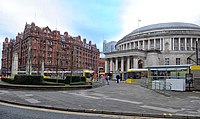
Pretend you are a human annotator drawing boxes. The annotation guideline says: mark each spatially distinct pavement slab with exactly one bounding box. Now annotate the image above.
[0,80,199,118]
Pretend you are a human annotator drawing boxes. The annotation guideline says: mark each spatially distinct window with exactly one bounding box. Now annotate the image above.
[165,58,169,65]
[176,58,180,65]
[174,38,179,51]
[49,47,52,51]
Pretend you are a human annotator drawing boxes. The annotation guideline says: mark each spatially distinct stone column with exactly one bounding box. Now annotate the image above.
[41,60,44,76]
[105,59,108,73]
[138,41,140,49]
[110,58,113,72]
[163,38,165,51]
[170,38,172,50]
[185,37,187,50]
[134,42,136,49]
[191,38,193,50]
[148,40,150,50]
[115,58,118,71]
[178,37,181,51]
[154,39,156,49]
[12,52,18,75]
[121,57,124,80]
[131,57,134,68]
[172,38,174,50]
[134,58,138,69]
[160,39,162,50]
[121,57,124,72]
[130,43,132,49]
[127,56,130,70]
[143,40,145,50]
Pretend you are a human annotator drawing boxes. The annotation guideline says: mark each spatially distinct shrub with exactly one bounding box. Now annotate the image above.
[43,78,65,84]
[13,75,43,85]
[1,75,86,85]
[65,76,86,84]
[1,78,14,84]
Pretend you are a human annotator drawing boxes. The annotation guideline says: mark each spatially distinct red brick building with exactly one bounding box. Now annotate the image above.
[98,57,106,76]
[1,22,100,75]
[1,38,14,75]
[99,58,105,70]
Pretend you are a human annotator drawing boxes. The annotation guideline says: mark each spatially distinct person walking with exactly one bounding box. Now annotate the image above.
[116,75,120,83]
[105,75,109,85]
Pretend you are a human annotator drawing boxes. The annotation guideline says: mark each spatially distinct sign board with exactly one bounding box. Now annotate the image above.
[190,65,200,70]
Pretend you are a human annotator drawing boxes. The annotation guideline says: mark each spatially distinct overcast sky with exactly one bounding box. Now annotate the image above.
[1,0,200,53]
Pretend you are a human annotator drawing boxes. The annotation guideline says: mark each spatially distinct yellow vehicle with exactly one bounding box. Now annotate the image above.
[43,69,94,82]
[82,69,94,82]
[126,69,148,84]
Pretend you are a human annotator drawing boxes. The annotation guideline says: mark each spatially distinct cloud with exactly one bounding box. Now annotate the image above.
[0,0,75,37]
[119,0,200,40]
[1,0,200,55]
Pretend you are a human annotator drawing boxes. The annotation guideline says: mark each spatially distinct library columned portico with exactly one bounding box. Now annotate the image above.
[104,22,200,78]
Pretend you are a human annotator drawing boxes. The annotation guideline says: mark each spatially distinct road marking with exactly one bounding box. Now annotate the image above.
[69,93,143,105]
[69,93,101,99]
[105,97,143,104]
[188,96,200,99]
[25,98,40,103]
[25,94,33,97]
[190,100,200,103]
[0,90,9,94]
[141,105,182,113]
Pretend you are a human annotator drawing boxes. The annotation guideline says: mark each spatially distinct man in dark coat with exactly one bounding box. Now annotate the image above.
[116,75,120,83]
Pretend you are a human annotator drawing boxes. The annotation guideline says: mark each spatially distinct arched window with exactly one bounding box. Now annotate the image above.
[138,59,144,69]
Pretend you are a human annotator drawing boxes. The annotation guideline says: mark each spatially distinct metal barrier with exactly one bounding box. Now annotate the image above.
[140,79,172,96]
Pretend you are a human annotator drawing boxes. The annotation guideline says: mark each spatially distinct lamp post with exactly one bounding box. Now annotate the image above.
[196,40,199,65]
[56,51,59,78]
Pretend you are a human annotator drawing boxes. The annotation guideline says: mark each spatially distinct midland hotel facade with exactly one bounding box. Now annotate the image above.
[1,22,100,75]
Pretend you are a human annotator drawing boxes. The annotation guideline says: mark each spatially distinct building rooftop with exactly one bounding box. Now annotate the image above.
[130,22,200,35]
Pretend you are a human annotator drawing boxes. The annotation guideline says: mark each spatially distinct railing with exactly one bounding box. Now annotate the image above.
[140,78,172,96]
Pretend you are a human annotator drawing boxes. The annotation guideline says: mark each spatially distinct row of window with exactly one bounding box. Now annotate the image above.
[165,58,181,65]
[118,38,200,51]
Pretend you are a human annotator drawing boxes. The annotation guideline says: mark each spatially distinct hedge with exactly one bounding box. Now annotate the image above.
[65,76,86,84]
[43,78,65,84]
[1,75,43,85]
[1,78,14,84]
[1,75,86,85]
[14,75,43,85]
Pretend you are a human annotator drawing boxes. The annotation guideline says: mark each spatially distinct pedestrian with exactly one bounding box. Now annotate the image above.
[105,75,109,85]
[116,75,120,83]
[90,74,94,82]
